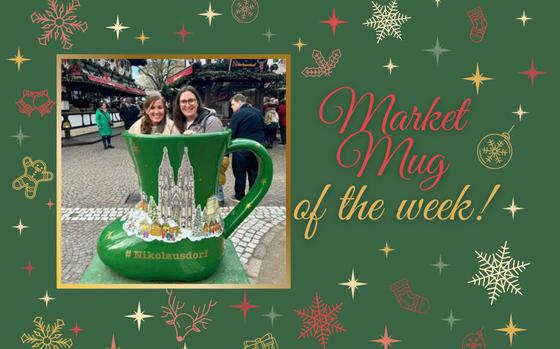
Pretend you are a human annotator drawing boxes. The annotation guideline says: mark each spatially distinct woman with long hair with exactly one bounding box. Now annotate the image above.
[171,86,223,134]
[128,95,172,134]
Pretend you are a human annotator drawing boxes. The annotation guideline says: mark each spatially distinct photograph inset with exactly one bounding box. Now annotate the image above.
[59,57,289,287]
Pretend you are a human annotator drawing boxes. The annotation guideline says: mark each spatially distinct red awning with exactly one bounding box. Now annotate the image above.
[87,74,146,96]
[166,66,193,85]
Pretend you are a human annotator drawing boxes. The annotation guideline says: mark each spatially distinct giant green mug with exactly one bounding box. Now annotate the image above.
[97,130,273,281]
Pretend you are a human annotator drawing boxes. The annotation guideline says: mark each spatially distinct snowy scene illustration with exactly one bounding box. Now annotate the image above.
[122,146,223,242]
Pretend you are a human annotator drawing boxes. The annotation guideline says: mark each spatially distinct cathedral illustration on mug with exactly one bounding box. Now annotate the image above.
[122,146,223,242]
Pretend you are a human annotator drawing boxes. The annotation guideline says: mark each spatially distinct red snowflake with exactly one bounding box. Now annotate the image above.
[236,0,255,19]
[294,292,346,349]
[30,0,88,50]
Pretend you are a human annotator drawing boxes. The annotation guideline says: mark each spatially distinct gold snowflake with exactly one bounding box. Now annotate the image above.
[21,317,73,349]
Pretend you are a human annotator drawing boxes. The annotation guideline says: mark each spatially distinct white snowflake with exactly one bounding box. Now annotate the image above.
[363,0,411,43]
[468,241,530,305]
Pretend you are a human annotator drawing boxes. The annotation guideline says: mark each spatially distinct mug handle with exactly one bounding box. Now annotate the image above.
[222,139,273,239]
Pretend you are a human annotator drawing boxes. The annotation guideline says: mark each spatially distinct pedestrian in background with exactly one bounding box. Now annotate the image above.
[229,93,266,201]
[263,98,279,148]
[129,95,172,135]
[120,98,140,130]
[96,102,114,149]
[278,98,286,145]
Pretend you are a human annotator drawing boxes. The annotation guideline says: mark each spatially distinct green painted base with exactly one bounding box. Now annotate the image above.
[81,240,249,284]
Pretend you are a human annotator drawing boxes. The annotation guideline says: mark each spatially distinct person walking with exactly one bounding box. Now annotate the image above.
[229,93,266,201]
[96,102,114,149]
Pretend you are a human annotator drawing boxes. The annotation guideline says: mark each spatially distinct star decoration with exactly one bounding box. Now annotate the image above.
[430,255,451,276]
[434,0,442,7]
[69,321,84,337]
[496,314,527,345]
[442,309,461,330]
[379,241,395,258]
[517,11,532,27]
[292,37,307,52]
[11,125,30,147]
[125,302,153,331]
[262,27,277,41]
[423,37,451,64]
[321,8,348,36]
[46,199,56,209]
[262,305,283,326]
[22,261,36,276]
[135,30,150,45]
[107,334,119,349]
[512,105,529,121]
[370,325,401,349]
[462,64,494,94]
[176,24,192,42]
[519,59,545,87]
[39,290,55,307]
[338,269,368,299]
[230,290,259,321]
[503,198,524,220]
[363,0,411,43]
[198,3,222,27]
[7,48,31,71]
[383,58,399,75]
[13,219,29,236]
[106,16,129,40]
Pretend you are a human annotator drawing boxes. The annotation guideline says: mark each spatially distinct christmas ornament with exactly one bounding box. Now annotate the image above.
[477,126,514,170]
[231,0,259,24]
[97,131,272,281]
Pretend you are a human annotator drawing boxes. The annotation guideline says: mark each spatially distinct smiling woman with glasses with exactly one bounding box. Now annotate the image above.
[171,85,224,135]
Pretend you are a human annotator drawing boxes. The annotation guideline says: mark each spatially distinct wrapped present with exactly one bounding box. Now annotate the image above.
[242,333,278,349]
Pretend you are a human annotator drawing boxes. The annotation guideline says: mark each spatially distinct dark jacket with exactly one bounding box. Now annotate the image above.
[229,104,266,143]
[119,105,140,130]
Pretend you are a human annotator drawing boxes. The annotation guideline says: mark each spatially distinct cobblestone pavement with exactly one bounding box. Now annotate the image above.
[61,134,287,285]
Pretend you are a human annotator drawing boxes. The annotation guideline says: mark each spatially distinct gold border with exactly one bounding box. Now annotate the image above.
[57,54,291,289]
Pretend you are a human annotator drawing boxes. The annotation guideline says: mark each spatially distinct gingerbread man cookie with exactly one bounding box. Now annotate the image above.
[12,156,53,199]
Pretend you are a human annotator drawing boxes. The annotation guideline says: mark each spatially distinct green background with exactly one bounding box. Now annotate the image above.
[2,0,558,348]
